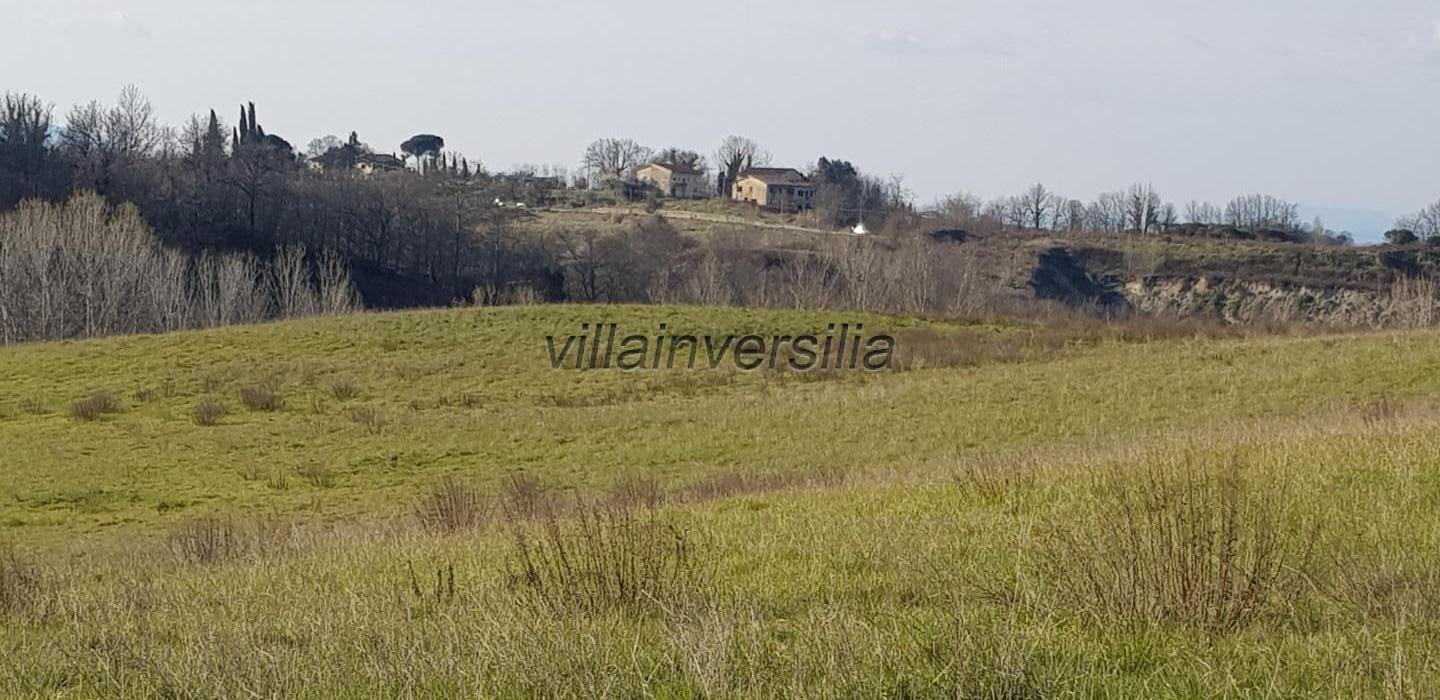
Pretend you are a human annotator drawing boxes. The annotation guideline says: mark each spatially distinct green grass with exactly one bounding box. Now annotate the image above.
[4,305,1440,696]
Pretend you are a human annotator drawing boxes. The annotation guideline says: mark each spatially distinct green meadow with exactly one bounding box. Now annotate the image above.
[4,305,1440,697]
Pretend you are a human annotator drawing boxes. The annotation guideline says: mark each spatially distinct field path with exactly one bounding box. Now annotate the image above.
[542,206,848,236]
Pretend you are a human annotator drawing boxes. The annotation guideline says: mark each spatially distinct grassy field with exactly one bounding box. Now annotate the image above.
[4,305,1440,697]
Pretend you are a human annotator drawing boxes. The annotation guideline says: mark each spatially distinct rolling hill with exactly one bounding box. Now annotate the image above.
[4,305,1440,696]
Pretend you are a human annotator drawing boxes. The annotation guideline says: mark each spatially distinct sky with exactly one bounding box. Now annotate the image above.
[4,0,1438,239]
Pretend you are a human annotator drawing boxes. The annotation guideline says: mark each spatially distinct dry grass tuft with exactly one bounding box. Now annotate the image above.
[329,377,360,401]
[416,478,487,534]
[166,516,243,565]
[498,473,557,522]
[296,462,336,489]
[69,390,119,421]
[166,516,290,565]
[266,469,291,491]
[0,544,41,617]
[607,475,666,510]
[672,466,847,504]
[1037,457,1317,631]
[505,494,709,615]
[191,397,227,426]
[239,381,284,411]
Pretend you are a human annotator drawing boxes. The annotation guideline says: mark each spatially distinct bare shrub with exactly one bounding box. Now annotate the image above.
[1383,276,1439,329]
[608,475,665,510]
[167,516,289,564]
[167,516,243,565]
[329,377,360,401]
[498,473,555,522]
[239,381,284,411]
[506,495,708,614]
[191,397,227,426]
[0,544,41,617]
[1037,458,1317,631]
[416,478,487,534]
[70,390,119,421]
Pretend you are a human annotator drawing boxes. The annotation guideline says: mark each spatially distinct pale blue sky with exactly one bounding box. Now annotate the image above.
[4,0,1438,236]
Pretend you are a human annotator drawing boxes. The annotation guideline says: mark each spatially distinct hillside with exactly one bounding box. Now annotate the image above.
[5,307,1440,696]
[519,200,1428,326]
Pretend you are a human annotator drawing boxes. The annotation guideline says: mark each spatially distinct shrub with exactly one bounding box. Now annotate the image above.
[416,478,486,534]
[70,390,119,421]
[506,495,708,614]
[239,381,284,411]
[0,544,40,617]
[166,516,290,564]
[167,516,242,565]
[498,473,554,522]
[191,397,227,426]
[329,377,360,401]
[1037,458,1317,632]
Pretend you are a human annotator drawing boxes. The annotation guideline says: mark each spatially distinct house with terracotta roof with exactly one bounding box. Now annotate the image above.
[635,162,708,199]
[731,168,814,212]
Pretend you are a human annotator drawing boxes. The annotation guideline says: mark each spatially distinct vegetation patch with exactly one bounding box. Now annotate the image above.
[69,390,119,421]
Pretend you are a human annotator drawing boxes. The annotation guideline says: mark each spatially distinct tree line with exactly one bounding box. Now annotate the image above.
[0,193,358,345]
[0,88,554,309]
[6,85,1440,346]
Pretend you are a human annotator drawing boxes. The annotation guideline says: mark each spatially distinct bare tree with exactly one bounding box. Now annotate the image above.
[1185,200,1224,225]
[581,138,651,184]
[1125,183,1165,233]
[1018,183,1063,230]
[687,250,734,306]
[0,93,57,206]
[60,86,163,197]
[1224,194,1299,231]
[653,147,706,172]
[271,245,320,319]
[1086,191,1128,233]
[1056,199,1088,232]
[713,136,770,199]
[1396,200,1440,242]
[306,135,344,160]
